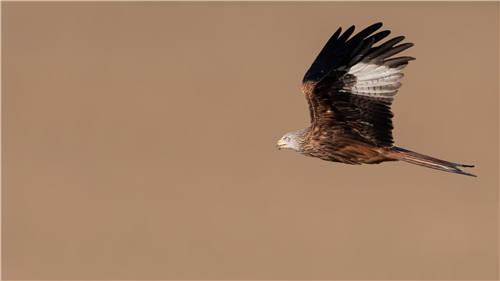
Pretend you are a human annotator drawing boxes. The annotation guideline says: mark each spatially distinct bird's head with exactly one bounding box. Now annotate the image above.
[277,129,305,152]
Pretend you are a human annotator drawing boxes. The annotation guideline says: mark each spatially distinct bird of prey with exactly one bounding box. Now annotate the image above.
[277,22,475,177]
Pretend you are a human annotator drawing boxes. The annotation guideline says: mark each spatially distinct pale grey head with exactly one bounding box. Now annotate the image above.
[277,129,307,152]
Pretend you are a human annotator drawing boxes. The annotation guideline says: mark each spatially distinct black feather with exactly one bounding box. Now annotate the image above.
[376,43,414,60]
[348,38,375,67]
[365,36,406,60]
[337,25,356,43]
[365,30,391,45]
[347,22,383,43]
[384,56,416,67]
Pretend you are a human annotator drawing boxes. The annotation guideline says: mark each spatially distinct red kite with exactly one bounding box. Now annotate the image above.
[277,22,475,177]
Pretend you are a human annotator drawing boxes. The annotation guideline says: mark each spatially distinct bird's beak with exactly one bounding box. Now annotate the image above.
[277,140,285,150]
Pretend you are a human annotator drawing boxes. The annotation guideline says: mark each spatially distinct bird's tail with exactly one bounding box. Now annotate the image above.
[387,147,476,177]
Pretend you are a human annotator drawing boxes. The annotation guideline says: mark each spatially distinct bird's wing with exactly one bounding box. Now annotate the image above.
[302,22,414,147]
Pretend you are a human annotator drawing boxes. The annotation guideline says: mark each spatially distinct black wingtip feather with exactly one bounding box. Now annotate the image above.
[348,22,383,43]
[303,23,414,83]
[376,43,414,60]
[366,36,406,59]
[331,27,342,41]
[384,56,416,67]
[338,25,356,43]
[348,37,375,67]
[366,30,391,45]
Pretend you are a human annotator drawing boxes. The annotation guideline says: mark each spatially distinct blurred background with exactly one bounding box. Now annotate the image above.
[2,2,498,280]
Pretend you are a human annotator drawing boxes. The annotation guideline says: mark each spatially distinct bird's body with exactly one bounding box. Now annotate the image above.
[277,22,475,177]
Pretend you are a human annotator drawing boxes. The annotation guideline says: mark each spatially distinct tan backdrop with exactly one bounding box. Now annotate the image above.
[2,2,498,280]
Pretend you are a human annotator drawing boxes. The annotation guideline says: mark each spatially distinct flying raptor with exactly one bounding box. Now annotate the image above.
[277,22,475,177]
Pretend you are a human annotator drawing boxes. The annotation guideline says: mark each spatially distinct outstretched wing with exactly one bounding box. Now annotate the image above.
[302,22,414,147]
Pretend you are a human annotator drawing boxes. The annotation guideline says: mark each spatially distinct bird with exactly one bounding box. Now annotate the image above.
[276,22,476,177]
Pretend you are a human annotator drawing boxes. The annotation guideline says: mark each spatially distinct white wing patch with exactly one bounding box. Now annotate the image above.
[346,62,406,99]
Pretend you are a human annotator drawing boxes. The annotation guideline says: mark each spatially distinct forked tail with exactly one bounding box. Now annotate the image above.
[389,147,476,177]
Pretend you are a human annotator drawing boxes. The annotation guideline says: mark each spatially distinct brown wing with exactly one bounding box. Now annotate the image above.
[302,22,414,147]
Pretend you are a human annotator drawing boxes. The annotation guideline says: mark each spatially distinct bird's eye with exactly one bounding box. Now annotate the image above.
[284,136,290,141]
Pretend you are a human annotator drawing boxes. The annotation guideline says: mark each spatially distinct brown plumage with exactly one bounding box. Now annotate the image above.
[277,22,475,177]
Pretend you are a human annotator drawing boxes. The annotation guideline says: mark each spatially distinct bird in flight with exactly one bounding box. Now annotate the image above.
[277,22,475,177]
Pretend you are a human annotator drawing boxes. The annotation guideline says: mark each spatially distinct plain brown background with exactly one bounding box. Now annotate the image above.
[2,2,499,280]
